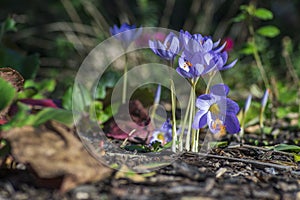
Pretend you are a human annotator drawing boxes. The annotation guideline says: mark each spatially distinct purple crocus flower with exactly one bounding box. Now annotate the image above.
[192,84,240,134]
[149,32,180,61]
[261,89,269,109]
[176,30,238,78]
[149,119,173,145]
[176,52,205,78]
[110,23,142,48]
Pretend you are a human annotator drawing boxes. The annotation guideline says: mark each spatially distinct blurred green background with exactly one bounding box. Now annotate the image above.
[0,0,300,98]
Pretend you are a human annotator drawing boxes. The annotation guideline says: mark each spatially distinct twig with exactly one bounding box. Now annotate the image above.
[183,152,297,171]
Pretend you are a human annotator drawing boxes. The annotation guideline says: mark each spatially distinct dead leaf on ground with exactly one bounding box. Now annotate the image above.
[0,67,24,92]
[3,121,112,193]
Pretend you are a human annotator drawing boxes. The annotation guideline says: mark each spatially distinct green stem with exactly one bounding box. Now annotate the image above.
[179,86,193,151]
[170,79,177,152]
[185,78,198,151]
[169,60,177,152]
[205,71,216,94]
[191,82,197,152]
[248,24,270,89]
[122,55,128,104]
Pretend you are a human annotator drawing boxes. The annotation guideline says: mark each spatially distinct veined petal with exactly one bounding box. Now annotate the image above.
[226,98,240,114]
[168,37,180,55]
[202,39,213,52]
[195,94,214,110]
[149,40,157,53]
[210,84,230,96]
[192,110,208,129]
[225,113,240,134]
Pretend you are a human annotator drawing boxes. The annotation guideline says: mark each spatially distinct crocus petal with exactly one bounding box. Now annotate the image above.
[149,40,157,54]
[168,37,180,56]
[202,39,213,52]
[210,84,230,96]
[214,41,227,53]
[176,67,193,79]
[244,95,252,113]
[192,110,208,129]
[195,94,214,110]
[226,98,240,114]
[225,114,240,134]
[221,59,238,70]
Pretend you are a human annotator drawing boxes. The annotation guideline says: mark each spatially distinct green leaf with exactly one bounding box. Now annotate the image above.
[0,77,16,111]
[232,13,246,23]
[1,103,74,131]
[293,154,300,162]
[33,108,74,127]
[73,83,92,112]
[256,26,280,38]
[96,70,120,99]
[3,18,17,32]
[62,86,73,110]
[1,103,31,131]
[253,8,273,20]
[273,144,300,153]
[240,42,255,55]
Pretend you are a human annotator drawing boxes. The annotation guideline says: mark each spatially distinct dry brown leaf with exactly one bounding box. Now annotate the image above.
[0,67,24,92]
[3,121,112,193]
[115,165,146,183]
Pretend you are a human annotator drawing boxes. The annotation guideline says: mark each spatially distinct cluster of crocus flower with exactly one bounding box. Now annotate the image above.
[148,29,240,151]
[110,23,241,152]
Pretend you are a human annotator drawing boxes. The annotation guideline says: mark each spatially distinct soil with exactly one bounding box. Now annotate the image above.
[1,142,300,200]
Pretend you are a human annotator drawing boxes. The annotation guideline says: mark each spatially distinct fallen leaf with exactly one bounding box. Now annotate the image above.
[106,100,155,143]
[115,165,146,182]
[3,121,112,193]
[0,67,24,92]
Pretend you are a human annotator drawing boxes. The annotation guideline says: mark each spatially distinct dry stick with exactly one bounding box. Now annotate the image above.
[184,152,296,171]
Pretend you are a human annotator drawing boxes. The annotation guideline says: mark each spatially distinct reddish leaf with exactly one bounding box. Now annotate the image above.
[19,98,60,108]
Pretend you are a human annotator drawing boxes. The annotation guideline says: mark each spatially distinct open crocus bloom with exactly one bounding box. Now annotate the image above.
[149,119,173,145]
[192,84,240,134]
[176,30,238,78]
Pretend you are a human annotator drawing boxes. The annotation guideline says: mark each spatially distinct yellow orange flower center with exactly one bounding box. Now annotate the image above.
[212,118,226,135]
[157,133,165,143]
[209,103,220,115]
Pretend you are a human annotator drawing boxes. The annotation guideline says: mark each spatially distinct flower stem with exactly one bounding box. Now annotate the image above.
[122,55,128,104]
[205,71,216,94]
[170,79,177,152]
[168,60,177,152]
[179,86,193,151]
[248,24,270,89]
[185,78,197,151]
